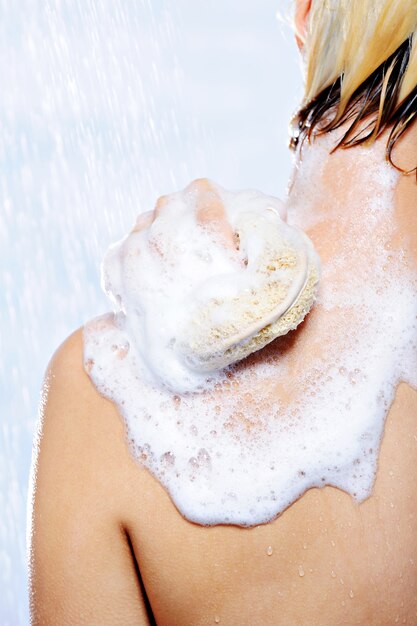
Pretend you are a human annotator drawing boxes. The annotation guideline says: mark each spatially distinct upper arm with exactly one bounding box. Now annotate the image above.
[28,328,152,626]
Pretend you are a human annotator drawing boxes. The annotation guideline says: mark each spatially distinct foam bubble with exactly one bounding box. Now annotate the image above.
[84,145,416,527]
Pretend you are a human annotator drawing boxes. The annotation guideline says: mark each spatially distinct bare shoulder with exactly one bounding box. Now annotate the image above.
[29,327,152,626]
[33,327,130,490]
[39,326,105,428]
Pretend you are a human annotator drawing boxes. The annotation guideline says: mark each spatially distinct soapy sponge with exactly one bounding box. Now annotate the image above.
[178,210,320,371]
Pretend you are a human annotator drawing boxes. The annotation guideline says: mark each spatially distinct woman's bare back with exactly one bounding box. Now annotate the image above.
[29,130,417,625]
[124,383,417,626]
[29,328,417,626]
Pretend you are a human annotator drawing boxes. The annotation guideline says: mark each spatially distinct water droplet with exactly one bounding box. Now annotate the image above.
[198,448,211,468]
[349,589,354,599]
[266,546,273,556]
[111,341,130,359]
[172,394,181,407]
[298,565,305,577]
[188,456,199,469]
[214,616,221,624]
[331,570,336,578]
[348,371,357,385]
[161,451,175,466]
[85,358,94,373]
[138,443,152,462]
[303,542,308,550]
[341,600,346,607]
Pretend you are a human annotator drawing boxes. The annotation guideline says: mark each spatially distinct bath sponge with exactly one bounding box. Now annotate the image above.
[177,210,320,371]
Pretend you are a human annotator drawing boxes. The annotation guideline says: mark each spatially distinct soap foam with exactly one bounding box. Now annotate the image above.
[84,145,417,527]
[97,183,318,392]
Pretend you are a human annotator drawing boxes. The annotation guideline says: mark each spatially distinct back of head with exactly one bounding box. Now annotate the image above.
[293,0,417,175]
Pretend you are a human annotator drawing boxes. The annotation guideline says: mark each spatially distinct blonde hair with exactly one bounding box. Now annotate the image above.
[292,0,417,175]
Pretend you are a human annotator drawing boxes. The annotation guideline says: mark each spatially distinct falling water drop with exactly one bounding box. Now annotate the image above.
[266,545,273,556]
[298,565,305,577]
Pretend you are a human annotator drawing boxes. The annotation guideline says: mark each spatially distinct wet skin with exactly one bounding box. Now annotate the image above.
[29,130,417,625]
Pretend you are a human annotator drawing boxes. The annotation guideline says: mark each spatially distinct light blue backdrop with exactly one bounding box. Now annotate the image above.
[0,1,302,623]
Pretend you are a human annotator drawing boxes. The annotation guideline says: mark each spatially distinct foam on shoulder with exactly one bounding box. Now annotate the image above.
[84,159,416,527]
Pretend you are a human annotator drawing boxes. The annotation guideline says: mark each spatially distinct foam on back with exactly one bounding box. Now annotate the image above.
[84,141,416,527]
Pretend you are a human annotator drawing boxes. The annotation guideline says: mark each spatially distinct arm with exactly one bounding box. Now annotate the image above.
[28,329,152,626]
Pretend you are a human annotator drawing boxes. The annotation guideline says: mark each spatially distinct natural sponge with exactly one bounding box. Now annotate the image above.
[177,208,320,371]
